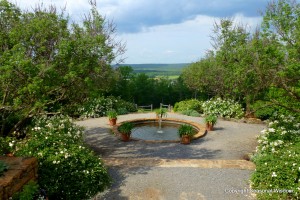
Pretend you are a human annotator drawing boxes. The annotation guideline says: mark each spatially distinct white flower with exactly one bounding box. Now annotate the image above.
[271,172,277,177]
[261,129,267,134]
[268,128,275,133]
[53,160,57,164]
[9,142,14,147]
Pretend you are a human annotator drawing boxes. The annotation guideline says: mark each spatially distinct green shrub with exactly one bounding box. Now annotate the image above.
[180,110,201,117]
[77,96,137,118]
[12,181,40,200]
[251,115,300,199]
[202,98,244,119]
[0,136,17,155]
[251,101,278,120]
[113,97,137,112]
[117,107,129,115]
[174,99,203,113]
[251,100,299,121]
[16,115,111,200]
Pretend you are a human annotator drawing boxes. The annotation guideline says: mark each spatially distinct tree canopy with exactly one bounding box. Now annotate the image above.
[182,0,300,117]
[0,0,125,135]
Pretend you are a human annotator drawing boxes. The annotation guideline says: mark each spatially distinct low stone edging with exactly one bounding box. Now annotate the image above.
[0,156,38,200]
[103,158,256,170]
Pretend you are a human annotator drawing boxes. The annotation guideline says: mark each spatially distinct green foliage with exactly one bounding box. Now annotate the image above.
[0,160,8,176]
[204,115,217,125]
[117,107,128,115]
[202,98,244,119]
[173,99,203,113]
[118,122,134,135]
[178,124,195,137]
[0,1,123,135]
[137,108,147,113]
[180,110,200,117]
[16,116,111,199]
[77,96,137,118]
[154,108,168,118]
[110,69,194,109]
[251,115,300,199]
[0,136,17,155]
[107,109,118,119]
[12,181,40,200]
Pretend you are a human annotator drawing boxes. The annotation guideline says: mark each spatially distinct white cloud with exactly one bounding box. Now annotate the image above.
[118,14,262,63]
[14,0,265,63]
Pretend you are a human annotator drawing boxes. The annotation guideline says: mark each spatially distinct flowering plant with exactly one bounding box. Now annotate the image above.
[202,98,244,119]
[251,115,300,199]
[0,136,17,155]
[77,96,137,118]
[16,115,111,199]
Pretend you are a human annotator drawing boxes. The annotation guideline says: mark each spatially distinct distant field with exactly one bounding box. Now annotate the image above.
[115,63,190,78]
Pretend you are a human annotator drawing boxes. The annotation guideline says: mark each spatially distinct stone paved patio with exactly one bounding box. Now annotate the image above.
[75,113,265,200]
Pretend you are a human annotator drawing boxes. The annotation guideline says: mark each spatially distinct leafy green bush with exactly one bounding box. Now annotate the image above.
[180,110,201,117]
[174,99,203,113]
[117,107,129,115]
[12,181,40,200]
[0,160,8,176]
[251,101,278,120]
[251,115,300,199]
[77,96,136,118]
[16,115,111,200]
[0,136,17,155]
[114,97,137,112]
[202,98,244,119]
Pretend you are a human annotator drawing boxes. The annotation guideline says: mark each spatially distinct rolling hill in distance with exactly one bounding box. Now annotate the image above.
[114,63,190,78]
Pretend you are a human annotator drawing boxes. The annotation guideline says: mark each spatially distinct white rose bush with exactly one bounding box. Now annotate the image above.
[202,98,244,119]
[251,115,300,199]
[16,115,111,200]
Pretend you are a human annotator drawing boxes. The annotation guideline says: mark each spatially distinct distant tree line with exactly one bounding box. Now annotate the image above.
[107,66,194,108]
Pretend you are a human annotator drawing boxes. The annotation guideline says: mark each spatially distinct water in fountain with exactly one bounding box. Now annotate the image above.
[157,117,163,133]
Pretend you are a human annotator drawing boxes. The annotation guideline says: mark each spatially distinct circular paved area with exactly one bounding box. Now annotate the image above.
[75,113,265,200]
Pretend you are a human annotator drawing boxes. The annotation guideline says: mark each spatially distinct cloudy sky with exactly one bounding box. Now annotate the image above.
[16,0,269,64]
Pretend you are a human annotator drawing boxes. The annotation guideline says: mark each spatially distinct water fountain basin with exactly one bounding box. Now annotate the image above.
[113,118,206,143]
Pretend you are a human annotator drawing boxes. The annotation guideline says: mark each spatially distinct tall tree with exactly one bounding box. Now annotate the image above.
[261,0,300,113]
[0,0,125,135]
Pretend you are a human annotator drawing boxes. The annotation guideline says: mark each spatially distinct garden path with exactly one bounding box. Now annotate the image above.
[75,113,266,200]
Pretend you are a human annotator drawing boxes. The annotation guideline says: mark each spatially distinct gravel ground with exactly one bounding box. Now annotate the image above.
[75,113,265,200]
[97,167,255,200]
[75,113,266,160]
